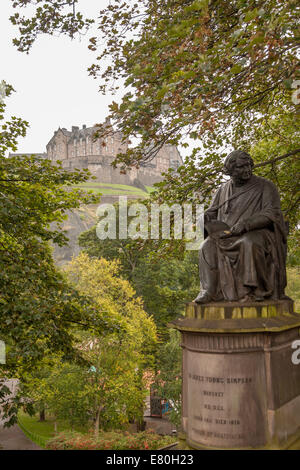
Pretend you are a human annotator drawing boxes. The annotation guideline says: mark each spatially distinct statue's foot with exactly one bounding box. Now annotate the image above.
[194,292,214,304]
[280,294,292,301]
[240,293,264,302]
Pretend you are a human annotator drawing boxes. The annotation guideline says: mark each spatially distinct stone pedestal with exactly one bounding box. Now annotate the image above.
[170,299,300,449]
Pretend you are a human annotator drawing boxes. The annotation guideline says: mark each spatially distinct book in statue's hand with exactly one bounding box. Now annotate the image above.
[205,220,231,238]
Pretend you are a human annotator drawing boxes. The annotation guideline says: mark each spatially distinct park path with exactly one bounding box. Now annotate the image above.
[0,378,41,450]
[0,417,41,450]
[0,420,42,451]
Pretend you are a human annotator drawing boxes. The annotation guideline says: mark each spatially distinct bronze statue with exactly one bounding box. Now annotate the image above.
[194,150,288,303]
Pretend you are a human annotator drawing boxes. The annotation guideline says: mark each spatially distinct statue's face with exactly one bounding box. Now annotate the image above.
[230,157,252,183]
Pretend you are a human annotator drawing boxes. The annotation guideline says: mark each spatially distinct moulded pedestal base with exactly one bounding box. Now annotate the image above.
[170,299,300,450]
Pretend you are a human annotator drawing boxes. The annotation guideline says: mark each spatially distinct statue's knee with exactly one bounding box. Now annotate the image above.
[240,232,259,249]
[241,233,252,245]
[199,236,217,268]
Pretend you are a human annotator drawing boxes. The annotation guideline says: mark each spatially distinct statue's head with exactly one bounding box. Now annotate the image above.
[224,150,254,183]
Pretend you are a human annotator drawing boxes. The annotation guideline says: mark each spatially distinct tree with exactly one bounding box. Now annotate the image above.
[21,359,94,432]
[0,86,116,426]
[132,251,199,337]
[78,209,200,338]
[20,253,158,434]
[154,330,182,428]
[9,0,300,242]
[63,252,158,432]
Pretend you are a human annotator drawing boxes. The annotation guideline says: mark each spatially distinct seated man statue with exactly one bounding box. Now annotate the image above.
[194,150,288,303]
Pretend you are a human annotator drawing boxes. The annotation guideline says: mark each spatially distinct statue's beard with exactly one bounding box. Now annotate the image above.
[232,172,252,186]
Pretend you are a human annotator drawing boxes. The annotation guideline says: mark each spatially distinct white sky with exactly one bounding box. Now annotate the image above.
[0,0,122,154]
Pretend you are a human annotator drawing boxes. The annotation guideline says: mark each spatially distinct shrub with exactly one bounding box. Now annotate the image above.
[46,430,176,450]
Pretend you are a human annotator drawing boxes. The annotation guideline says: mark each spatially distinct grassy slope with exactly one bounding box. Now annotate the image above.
[73,182,151,197]
[18,411,88,441]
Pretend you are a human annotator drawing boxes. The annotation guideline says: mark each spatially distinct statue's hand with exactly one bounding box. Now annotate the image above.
[230,220,247,236]
[204,213,212,223]
[219,230,232,239]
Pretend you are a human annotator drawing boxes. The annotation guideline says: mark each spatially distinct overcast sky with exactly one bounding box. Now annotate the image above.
[0,0,123,154]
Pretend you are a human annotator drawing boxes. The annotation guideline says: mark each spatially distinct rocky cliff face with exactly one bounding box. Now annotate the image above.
[52,194,145,265]
[52,205,98,266]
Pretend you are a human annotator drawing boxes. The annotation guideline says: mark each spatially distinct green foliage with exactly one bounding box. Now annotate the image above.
[286,267,300,312]
[94,0,299,173]
[65,252,157,359]
[0,86,112,426]
[24,361,95,430]
[46,429,176,450]
[9,0,300,247]
[10,0,94,53]
[132,251,199,337]
[6,235,157,433]
[79,208,200,338]
[250,114,300,229]
[63,253,158,431]
[154,330,182,428]
[287,231,300,267]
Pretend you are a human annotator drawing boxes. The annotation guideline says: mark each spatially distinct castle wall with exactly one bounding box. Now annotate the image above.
[46,124,182,187]
[136,169,162,186]
[47,129,69,161]
[93,166,137,185]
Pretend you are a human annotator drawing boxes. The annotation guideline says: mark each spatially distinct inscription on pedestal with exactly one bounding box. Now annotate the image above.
[187,351,268,448]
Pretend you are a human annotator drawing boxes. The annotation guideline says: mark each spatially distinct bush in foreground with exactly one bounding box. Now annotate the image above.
[46,430,176,450]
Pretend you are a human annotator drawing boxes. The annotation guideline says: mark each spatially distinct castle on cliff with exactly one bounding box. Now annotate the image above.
[44,120,183,186]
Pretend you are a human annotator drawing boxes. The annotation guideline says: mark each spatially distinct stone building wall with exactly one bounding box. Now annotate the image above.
[46,122,182,185]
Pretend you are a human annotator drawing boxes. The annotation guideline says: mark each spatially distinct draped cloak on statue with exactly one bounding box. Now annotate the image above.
[199,175,288,301]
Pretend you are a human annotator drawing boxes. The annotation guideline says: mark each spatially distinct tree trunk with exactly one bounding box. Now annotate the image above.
[136,418,146,432]
[135,370,146,431]
[54,420,58,434]
[94,405,103,438]
[39,409,46,422]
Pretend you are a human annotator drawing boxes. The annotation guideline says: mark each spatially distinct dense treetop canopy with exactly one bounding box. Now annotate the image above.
[6,2,300,229]
[9,1,299,226]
